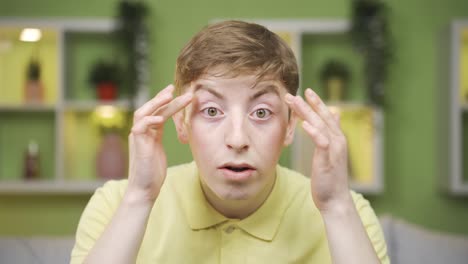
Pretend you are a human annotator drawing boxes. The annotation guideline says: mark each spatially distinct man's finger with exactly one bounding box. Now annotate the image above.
[285,93,330,139]
[131,116,165,134]
[304,88,341,136]
[153,92,193,121]
[134,84,175,121]
[302,121,329,149]
[329,106,341,125]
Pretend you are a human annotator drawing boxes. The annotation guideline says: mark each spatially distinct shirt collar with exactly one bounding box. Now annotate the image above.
[179,162,228,230]
[179,162,290,241]
[236,165,288,241]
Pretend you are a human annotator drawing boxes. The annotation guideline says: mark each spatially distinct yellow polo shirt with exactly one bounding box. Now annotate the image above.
[71,162,389,263]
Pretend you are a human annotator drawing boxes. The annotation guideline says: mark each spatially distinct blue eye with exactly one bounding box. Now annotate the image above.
[253,108,272,119]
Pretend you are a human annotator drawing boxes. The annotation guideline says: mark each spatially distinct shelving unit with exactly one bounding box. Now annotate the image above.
[0,18,137,194]
[1,18,383,194]
[445,20,468,195]
[247,19,384,194]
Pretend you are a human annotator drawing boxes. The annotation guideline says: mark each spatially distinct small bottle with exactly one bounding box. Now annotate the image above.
[24,140,40,180]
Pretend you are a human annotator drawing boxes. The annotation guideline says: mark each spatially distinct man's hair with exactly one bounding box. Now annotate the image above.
[174,20,299,95]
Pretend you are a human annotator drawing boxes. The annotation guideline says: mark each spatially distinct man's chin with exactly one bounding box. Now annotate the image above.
[216,190,252,201]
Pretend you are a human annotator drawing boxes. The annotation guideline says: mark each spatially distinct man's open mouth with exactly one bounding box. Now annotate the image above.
[220,163,255,173]
[219,163,256,180]
[224,166,251,172]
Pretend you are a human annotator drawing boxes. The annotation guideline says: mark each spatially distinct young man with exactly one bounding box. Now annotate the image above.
[71,20,389,263]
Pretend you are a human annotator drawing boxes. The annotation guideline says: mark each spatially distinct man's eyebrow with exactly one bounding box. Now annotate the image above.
[251,84,281,100]
[193,84,224,99]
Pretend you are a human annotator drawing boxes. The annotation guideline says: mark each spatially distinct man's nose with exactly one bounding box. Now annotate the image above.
[224,115,249,152]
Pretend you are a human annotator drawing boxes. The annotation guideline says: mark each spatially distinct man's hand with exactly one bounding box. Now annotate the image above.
[285,88,381,264]
[285,88,351,213]
[84,84,193,264]
[127,84,193,202]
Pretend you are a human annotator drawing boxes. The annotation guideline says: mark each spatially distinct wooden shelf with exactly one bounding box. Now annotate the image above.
[350,181,383,195]
[0,180,107,194]
[63,99,132,112]
[461,103,468,112]
[0,18,116,33]
[0,104,56,112]
[0,179,382,195]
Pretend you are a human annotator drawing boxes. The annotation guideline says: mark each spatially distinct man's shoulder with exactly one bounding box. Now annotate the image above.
[276,166,371,206]
[95,179,128,200]
[275,165,314,214]
[275,166,374,215]
[167,161,198,178]
[277,165,310,194]
[164,162,199,189]
[96,162,196,193]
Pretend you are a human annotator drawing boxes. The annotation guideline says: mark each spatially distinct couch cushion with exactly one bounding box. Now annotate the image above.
[380,216,468,264]
[0,237,74,264]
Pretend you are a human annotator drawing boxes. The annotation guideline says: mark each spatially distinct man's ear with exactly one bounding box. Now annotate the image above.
[283,112,297,146]
[172,110,189,144]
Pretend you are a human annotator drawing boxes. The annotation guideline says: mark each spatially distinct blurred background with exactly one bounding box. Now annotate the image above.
[1,0,468,262]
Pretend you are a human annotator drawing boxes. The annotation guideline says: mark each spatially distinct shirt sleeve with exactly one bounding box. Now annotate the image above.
[70,180,127,264]
[351,191,391,264]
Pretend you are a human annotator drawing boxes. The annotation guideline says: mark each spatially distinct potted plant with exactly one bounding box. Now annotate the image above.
[24,59,44,103]
[116,0,149,107]
[350,0,393,106]
[88,60,121,101]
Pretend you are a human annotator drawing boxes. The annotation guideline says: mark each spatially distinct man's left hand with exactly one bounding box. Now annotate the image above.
[285,88,352,213]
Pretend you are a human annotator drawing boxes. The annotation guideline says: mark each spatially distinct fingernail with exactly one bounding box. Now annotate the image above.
[306,88,313,96]
[159,84,174,96]
[166,84,175,91]
[161,91,173,100]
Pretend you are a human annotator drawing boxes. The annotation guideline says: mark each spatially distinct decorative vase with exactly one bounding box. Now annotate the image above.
[325,77,345,102]
[24,80,44,103]
[96,132,126,180]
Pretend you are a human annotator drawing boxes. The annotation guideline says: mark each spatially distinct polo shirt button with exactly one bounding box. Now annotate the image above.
[224,225,236,234]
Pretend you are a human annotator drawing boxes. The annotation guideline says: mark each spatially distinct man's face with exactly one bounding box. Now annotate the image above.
[174,72,296,201]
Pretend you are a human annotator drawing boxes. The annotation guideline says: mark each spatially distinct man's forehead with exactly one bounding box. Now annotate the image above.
[192,82,284,102]
[191,78,285,94]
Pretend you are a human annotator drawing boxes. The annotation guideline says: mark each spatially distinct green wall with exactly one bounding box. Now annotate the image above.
[1,0,468,236]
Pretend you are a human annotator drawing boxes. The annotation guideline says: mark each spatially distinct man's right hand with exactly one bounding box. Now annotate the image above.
[126,84,193,202]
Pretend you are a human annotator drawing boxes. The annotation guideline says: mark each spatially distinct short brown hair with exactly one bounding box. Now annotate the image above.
[174,20,299,95]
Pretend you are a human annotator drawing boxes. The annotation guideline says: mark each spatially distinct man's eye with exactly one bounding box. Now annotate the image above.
[253,108,271,119]
[203,107,219,117]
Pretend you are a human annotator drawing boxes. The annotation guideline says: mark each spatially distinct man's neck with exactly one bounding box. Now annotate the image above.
[200,174,276,219]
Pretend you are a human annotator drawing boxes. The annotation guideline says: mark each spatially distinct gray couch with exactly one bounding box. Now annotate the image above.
[0,216,467,264]
[0,237,74,264]
[379,215,468,264]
